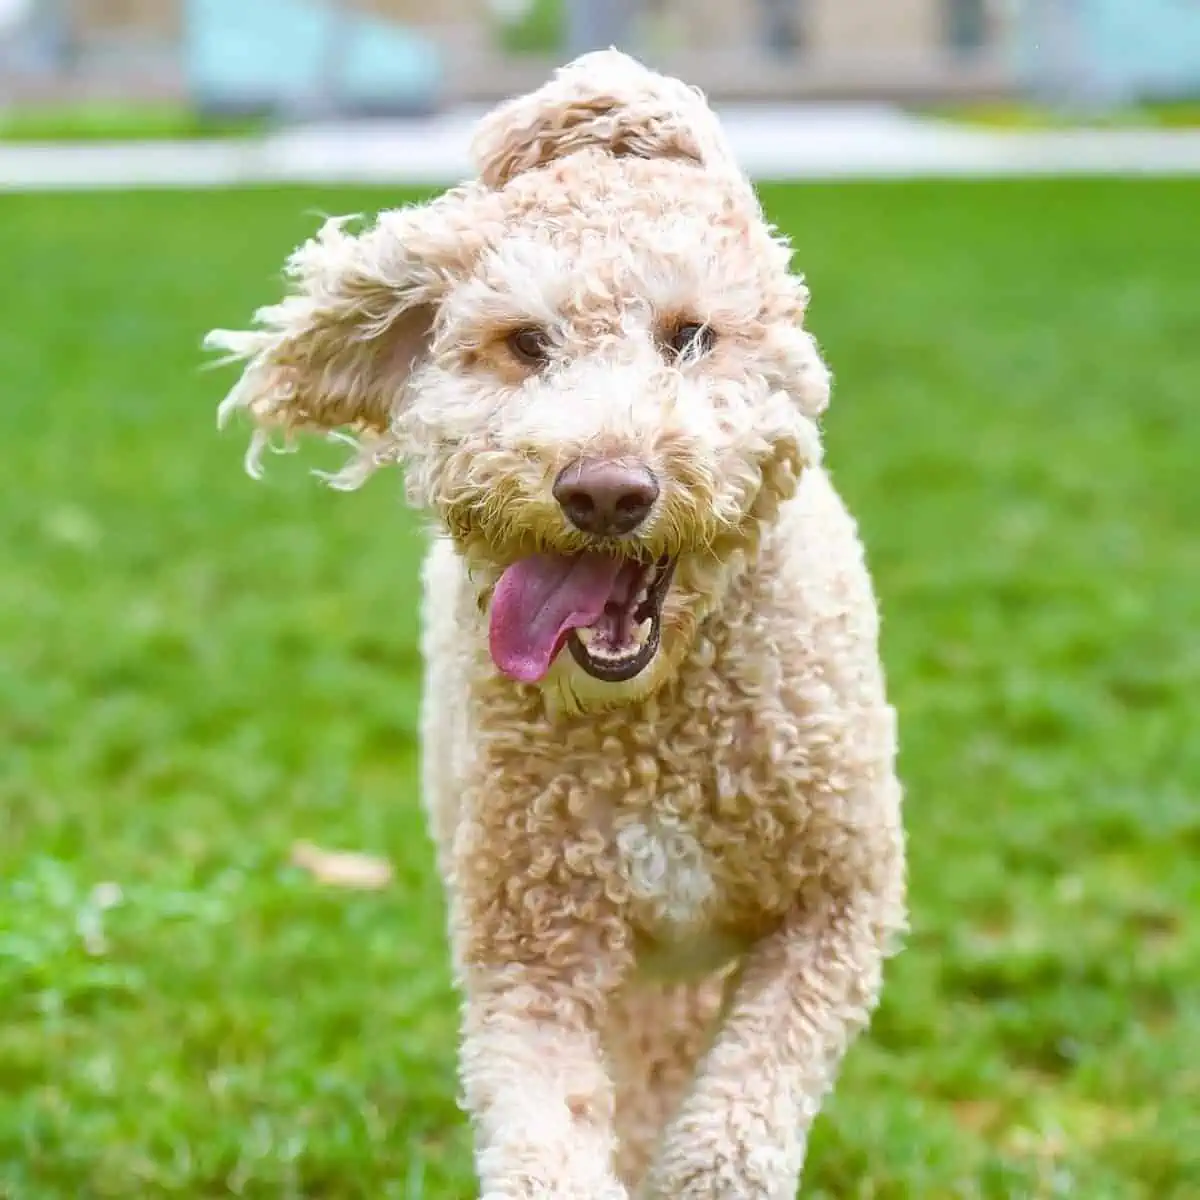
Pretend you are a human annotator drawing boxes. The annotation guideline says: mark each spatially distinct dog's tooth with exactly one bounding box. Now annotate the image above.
[634,618,653,646]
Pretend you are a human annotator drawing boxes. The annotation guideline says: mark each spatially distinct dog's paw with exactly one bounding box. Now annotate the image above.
[478,1166,629,1200]
[480,1187,627,1200]
[642,1103,801,1200]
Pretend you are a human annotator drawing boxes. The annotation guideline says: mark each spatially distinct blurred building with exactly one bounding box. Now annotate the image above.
[2,0,1198,111]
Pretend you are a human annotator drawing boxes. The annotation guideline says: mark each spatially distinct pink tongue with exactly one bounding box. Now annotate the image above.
[489,552,625,683]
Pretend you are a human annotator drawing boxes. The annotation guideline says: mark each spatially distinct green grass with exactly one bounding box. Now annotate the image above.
[494,0,563,56]
[0,103,266,143]
[1,177,1197,1198]
[926,100,1200,129]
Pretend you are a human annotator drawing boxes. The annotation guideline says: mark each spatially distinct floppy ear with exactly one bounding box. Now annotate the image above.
[773,304,832,420]
[470,48,745,190]
[207,184,490,485]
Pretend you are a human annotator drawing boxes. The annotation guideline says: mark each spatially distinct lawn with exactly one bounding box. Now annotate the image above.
[1,178,1197,1199]
[925,101,1200,130]
[0,104,266,143]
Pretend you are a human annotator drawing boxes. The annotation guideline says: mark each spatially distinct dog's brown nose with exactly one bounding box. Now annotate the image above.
[554,458,659,537]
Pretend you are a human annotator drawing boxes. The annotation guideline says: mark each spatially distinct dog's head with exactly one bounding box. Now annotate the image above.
[210,51,829,710]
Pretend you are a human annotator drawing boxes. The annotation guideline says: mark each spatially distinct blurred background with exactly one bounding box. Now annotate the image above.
[1,3,1198,1199]
[2,0,1200,127]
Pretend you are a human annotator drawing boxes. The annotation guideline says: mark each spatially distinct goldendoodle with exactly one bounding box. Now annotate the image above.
[209,49,907,1200]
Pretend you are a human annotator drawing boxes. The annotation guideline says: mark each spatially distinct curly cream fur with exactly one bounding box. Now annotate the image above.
[210,50,906,1200]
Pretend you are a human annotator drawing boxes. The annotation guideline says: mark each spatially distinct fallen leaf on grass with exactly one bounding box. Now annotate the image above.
[290,842,394,890]
[951,1099,1004,1134]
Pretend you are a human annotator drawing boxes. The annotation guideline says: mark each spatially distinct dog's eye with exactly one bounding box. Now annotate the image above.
[506,326,553,366]
[664,322,716,362]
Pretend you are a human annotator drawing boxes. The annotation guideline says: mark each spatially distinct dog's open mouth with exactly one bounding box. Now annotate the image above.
[489,552,674,684]
[567,555,674,682]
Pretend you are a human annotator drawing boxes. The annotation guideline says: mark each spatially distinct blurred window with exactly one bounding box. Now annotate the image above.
[762,0,805,57]
[946,0,988,54]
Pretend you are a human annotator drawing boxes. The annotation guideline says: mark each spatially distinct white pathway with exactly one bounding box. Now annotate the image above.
[3,104,1200,190]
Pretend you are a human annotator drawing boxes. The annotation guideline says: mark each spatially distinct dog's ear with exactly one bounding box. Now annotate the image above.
[471,49,742,190]
[776,286,832,420]
[207,185,491,485]
[789,330,832,419]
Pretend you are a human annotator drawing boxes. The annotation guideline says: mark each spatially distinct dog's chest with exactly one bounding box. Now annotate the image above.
[614,815,715,928]
[539,633,843,975]
[593,713,809,975]
[612,812,750,978]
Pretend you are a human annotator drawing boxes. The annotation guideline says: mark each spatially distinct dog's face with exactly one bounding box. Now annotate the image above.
[402,152,828,708]
[209,52,829,711]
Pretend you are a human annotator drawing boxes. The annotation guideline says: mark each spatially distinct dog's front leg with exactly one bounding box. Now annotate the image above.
[452,818,633,1199]
[643,871,902,1200]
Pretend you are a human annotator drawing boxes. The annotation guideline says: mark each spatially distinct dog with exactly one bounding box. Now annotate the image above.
[208,49,906,1200]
